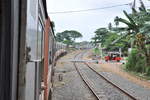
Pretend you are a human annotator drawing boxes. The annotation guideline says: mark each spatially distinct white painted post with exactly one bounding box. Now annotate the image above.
[119,48,122,57]
[99,43,103,58]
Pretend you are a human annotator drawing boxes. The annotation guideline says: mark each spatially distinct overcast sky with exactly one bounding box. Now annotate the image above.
[47,0,150,42]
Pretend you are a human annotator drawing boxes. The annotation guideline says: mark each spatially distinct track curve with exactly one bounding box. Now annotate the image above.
[73,51,138,100]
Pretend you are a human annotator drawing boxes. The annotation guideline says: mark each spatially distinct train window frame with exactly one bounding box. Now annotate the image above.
[38,0,46,59]
[49,31,53,65]
[37,20,43,59]
[37,18,45,87]
[41,26,45,59]
[38,0,46,27]
[38,19,45,59]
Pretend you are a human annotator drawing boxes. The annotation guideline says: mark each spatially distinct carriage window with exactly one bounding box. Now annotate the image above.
[42,29,44,58]
[49,32,52,65]
[37,21,43,59]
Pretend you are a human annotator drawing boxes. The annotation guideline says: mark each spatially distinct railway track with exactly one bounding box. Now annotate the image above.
[73,51,138,100]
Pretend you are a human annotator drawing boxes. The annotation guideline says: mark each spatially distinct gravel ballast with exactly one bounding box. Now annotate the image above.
[52,51,97,100]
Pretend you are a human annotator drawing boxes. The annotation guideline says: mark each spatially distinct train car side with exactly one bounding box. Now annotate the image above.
[0,0,67,100]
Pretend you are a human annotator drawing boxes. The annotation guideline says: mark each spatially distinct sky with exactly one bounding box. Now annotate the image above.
[46,0,150,42]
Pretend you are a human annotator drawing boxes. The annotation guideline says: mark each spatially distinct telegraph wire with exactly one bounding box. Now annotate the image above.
[48,3,130,14]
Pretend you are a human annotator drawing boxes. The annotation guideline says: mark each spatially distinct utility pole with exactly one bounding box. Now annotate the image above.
[139,0,144,5]
[119,48,122,57]
[133,0,136,9]
[129,0,136,10]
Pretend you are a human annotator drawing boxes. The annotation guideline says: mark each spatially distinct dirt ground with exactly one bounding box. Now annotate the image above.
[99,63,150,88]
[85,50,150,89]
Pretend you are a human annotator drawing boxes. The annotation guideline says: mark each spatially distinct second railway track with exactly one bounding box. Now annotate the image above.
[73,51,138,100]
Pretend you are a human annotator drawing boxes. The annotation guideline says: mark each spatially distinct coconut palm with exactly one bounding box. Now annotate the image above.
[114,16,119,28]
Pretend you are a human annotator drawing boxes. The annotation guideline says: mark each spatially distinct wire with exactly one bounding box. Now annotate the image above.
[48,3,130,14]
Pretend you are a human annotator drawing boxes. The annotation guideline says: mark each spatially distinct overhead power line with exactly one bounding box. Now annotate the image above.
[48,3,130,14]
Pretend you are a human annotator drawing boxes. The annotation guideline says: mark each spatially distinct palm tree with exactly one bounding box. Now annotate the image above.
[114,10,139,34]
[114,4,150,67]
[114,16,119,28]
[108,22,112,30]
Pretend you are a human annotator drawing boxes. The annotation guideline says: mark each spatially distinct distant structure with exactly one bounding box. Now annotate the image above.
[75,41,94,49]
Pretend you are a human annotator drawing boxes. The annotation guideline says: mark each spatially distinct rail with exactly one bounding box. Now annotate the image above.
[74,53,101,100]
[84,62,137,100]
[74,51,138,100]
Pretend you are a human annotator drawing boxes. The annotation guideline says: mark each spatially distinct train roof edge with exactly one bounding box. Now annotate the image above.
[41,0,56,39]
[42,0,48,18]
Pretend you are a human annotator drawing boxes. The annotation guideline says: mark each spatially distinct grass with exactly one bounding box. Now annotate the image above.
[128,71,150,80]
[122,65,150,80]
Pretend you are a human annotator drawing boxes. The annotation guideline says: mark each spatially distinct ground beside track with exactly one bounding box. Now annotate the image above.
[84,50,150,89]
[84,50,150,100]
[52,51,97,100]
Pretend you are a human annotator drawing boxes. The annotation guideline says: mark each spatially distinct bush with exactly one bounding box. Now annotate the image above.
[126,49,138,71]
[93,48,100,55]
[126,49,147,73]
[134,55,146,73]
[146,67,150,76]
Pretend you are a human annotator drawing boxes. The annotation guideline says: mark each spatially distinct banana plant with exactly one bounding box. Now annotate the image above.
[114,3,150,67]
[114,10,139,34]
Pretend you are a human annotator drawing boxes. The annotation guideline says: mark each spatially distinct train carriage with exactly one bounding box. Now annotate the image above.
[0,0,65,100]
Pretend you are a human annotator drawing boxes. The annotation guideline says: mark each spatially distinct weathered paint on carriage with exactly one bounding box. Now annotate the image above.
[43,18,50,100]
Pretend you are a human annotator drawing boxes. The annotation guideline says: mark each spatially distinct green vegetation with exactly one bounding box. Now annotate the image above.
[56,30,83,47]
[114,2,150,75]
[91,1,150,77]
[125,48,150,76]
[126,49,146,72]
[91,27,129,54]
[91,28,108,46]
[93,48,100,55]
